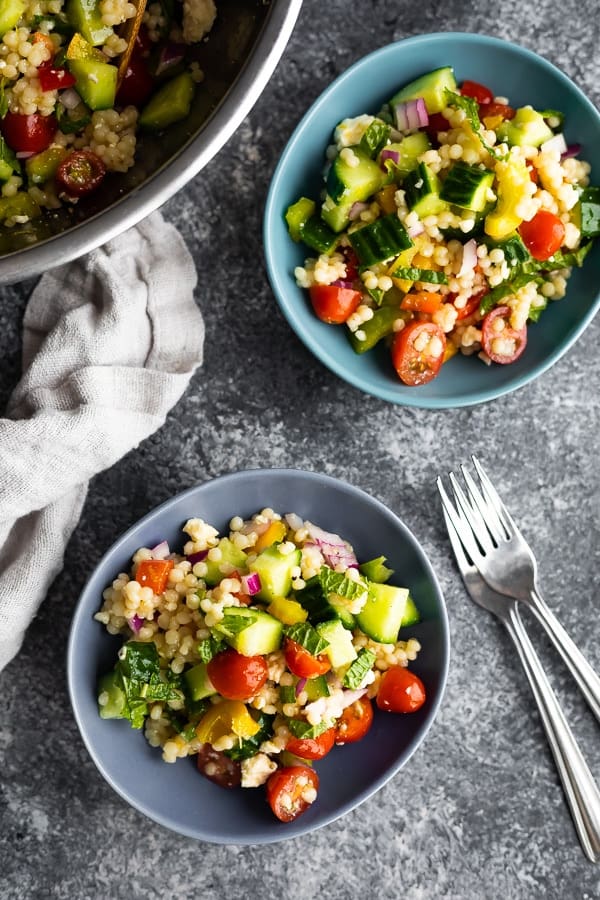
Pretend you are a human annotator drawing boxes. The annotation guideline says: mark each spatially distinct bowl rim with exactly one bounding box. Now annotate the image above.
[67,466,450,843]
[0,0,303,285]
[263,31,600,409]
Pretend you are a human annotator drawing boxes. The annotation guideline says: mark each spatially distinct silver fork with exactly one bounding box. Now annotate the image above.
[437,455,600,725]
[438,496,600,863]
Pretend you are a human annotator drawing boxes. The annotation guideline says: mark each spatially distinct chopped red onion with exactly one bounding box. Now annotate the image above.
[380,147,400,167]
[540,133,567,156]
[151,540,170,560]
[458,239,478,277]
[186,548,209,564]
[349,201,369,220]
[295,677,308,696]
[331,278,356,289]
[561,143,582,160]
[16,151,35,159]
[241,572,261,595]
[155,42,186,77]
[304,522,358,570]
[407,219,425,238]
[59,87,81,110]
[393,97,429,132]
[128,614,144,634]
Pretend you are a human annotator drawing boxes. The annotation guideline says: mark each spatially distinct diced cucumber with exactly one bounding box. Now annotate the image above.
[348,305,407,354]
[139,72,195,130]
[326,147,385,205]
[359,556,394,583]
[98,670,126,719]
[577,186,600,238]
[321,194,353,233]
[203,538,248,586]
[404,162,449,218]
[401,594,421,628]
[0,0,26,37]
[359,119,391,158]
[497,106,553,148]
[348,213,412,266]
[357,582,409,644]
[0,192,40,223]
[300,215,339,254]
[316,619,357,668]
[183,662,217,701]
[440,162,494,212]
[390,66,457,115]
[69,57,117,110]
[214,607,283,656]
[249,544,301,603]
[380,132,431,180]
[285,196,315,242]
[66,0,113,46]
[26,146,68,185]
[303,674,330,701]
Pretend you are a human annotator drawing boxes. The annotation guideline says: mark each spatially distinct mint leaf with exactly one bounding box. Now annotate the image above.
[342,649,376,689]
[287,718,333,739]
[444,89,504,159]
[225,713,275,761]
[284,622,329,656]
[197,634,226,663]
[318,567,367,601]
[216,610,257,637]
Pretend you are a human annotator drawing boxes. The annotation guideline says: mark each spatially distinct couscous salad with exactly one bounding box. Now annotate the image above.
[285,67,600,385]
[95,508,425,822]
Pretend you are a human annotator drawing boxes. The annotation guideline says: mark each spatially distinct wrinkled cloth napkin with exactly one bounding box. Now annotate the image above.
[0,212,204,672]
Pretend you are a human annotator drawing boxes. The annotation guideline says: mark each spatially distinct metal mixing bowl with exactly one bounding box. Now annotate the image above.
[0,0,302,284]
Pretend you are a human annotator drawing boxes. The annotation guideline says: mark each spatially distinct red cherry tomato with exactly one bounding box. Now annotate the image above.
[285,727,336,761]
[341,246,360,281]
[55,149,106,198]
[116,53,155,107]
[134,558,174,594]
[376,666,427,713]
[266,765,319,822]
[283,638,331,678]
[481,305,527,365]
[308,284,362,324]
[460,79,494,105]
[0,111,57,153]
[482,102,515,121]
[207,648,268,701]
[518,209,565,261]
[334,696,374,745]
[196,744,241,788]
[426,111,451,142]
[449,288,488,321]
[37,61,76,91]
[400,290,443,315]
[391,321,446,386]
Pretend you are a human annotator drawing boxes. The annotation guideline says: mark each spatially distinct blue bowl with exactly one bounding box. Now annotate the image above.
[263,33,600,408]
[67,469,449,844]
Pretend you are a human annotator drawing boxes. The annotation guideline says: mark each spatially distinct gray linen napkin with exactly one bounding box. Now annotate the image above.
[0,211,204,672]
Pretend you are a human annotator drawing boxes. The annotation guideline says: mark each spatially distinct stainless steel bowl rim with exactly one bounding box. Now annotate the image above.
[0,0,302,285]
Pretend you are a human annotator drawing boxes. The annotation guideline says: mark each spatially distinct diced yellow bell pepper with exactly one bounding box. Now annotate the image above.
[443,341,459,364]
[484,157,531,241]
[482,114,504,131]
[388,244,419,292]
[195,700,260,744]
[254,520,287,553]
[66,32,106,61]
[375,184,397,215]
[267,596,308,626]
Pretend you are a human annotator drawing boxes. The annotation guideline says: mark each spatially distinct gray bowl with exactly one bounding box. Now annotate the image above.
[0,0,302,284]
[67,468,449,844]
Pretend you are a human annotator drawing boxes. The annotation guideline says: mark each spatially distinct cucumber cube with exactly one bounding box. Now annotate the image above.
[316,619,357,668]
[97,670,126,719]
[69,58,117,110]
[389,66,457,115]
[215,608,283,656]
[0,0,25,36]
[357,583,409,644]
[183,662,217,701]
[139,72,195,131]
[66,0,113,45]
[249,544,301,603]
[203,537,248,586]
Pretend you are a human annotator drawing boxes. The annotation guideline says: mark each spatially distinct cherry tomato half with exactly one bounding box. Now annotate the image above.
[309,284,362,324]
[285,727,336,761]
[116,53,154,107]
[334,696,374,745]
[391,321,446,386]
[283,638,331,678]
[266,766,319,822]
[518,209,565,261]
[0,111,56,154]
[134,558,173,594]
[483,102,515,121]
[376,666,427,713]
[55,150,106,198]
[207,648,268,701]
[426,111,450,143]
[449,288,488,321]
[460,79,494,105]
[481,305,527,365]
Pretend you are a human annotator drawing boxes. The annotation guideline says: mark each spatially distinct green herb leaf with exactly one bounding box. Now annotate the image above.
[225,713,275,761]
[390,266,448,284]
[479,272,543,316]
[216,610,258,637]
[284,622,329,656]
[444,89,504,159]
[287,718,334,740]
[279,684,297,705]
[57,110,91,135]
[318,567,367,602]
[197,635,226,663]
[342,649,376,689]
[537,108,565,128]
[359,119,391,158]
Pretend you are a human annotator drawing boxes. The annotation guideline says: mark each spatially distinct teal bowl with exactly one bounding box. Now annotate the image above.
[263,33,600,409]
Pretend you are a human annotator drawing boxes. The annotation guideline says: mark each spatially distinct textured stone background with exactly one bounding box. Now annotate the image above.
[2,1,600,898]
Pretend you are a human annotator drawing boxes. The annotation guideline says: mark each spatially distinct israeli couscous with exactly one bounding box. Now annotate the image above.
[95,508,425,822]
[0,0,217,226]
[285,67,600,386]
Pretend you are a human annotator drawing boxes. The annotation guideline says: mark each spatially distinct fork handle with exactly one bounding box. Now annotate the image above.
[526,588,600,724]
[504,604,600,863]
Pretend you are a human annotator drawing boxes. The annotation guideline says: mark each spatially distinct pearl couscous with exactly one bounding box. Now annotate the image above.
[96,508,425,823]
[0,0,216,227]
[286,67,598,386]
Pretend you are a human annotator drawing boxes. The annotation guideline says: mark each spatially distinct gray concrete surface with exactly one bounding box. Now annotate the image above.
[1,1,600,897]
